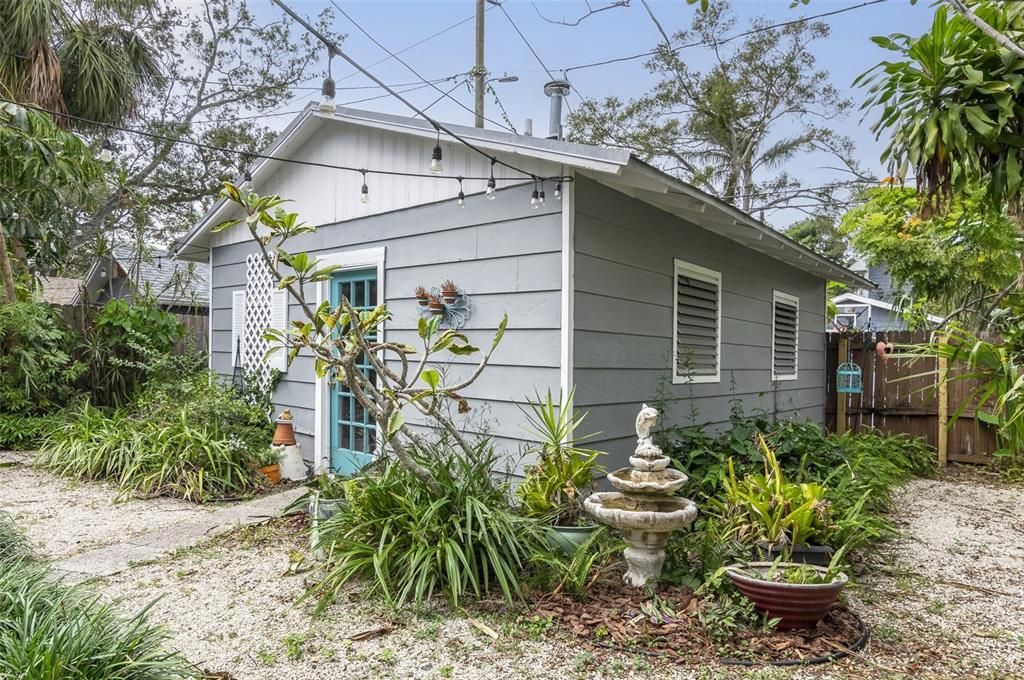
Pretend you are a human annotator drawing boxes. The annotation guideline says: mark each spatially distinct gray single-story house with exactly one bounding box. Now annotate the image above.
[173,104,870,476]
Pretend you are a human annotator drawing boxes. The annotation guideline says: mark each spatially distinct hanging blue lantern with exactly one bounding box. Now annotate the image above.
[837,362,863,394]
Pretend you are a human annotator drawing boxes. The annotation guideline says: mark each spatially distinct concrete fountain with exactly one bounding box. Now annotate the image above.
[584,405,698,587]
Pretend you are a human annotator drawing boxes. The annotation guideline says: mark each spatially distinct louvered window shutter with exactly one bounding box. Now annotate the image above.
[673,260,721,382]
[230,290,246,366]
[269,288,290,373]
[772,292,799,380]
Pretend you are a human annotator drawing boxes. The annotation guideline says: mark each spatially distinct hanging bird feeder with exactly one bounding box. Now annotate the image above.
[837,362,863,394]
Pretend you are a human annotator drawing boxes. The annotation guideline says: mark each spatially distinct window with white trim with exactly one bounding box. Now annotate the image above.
[673,259,721,383]
[772,291,799,380]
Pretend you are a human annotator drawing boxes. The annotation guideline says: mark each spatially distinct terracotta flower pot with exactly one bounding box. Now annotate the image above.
[260,464,281,485]
[416,296,429,307]
[427,299,445,315]
[726,562,848,630]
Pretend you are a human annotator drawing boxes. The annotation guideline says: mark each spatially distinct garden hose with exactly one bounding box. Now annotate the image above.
[588,609,869,668]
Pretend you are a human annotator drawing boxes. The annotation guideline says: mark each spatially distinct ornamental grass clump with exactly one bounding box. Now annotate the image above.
[309,438,545,609]
[39,373,271,502]
[0,512,192,679]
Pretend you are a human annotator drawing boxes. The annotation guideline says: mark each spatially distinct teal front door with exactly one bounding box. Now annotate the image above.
[329,268,378,475]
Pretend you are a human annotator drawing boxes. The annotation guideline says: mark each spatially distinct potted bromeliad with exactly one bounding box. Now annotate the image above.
[517,389,604,553]
[717,434,835,566]
[725,547,850,630]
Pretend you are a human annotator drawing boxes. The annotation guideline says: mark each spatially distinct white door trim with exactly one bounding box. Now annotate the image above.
[312,246,386,474]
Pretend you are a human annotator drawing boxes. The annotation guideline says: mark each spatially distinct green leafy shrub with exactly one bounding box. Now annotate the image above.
[81,298,184,407]
[0,301,84,414]
[716,435,833,550]
[310,439,544,608]
[525,526,621,596]
[39,374,271,502]
[0,412,66,450]
[0,514,192,678]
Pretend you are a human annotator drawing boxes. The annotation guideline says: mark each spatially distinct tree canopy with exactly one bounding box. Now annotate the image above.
[567,2,865,217]
[841,186,1020,325]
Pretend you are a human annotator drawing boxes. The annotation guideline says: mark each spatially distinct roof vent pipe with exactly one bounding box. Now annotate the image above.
[543,79,571,140]
[524,118,533,136]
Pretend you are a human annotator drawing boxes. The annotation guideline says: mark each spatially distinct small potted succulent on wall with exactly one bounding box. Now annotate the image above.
[427,294,445,315]
[716,434,835,566]
[440,279,460,304]
[517,388,605,553]
[255,447,284,485]
[413,286,430,307]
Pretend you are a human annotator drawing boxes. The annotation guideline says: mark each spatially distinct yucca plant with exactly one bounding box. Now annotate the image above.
[309,440,544,609]
[516,389,604,527]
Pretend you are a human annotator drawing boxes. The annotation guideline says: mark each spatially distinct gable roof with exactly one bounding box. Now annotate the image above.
[173,103,872,289]
[833,292,943,324]
[82,247,209,307]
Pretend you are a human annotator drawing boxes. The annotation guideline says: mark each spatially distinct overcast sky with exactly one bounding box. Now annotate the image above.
[242,0,932,226]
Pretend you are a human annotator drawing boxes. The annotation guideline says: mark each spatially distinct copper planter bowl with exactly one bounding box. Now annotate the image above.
[725,562,848,630]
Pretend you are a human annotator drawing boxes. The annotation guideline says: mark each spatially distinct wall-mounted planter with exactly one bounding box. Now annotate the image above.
[415,281,472,329]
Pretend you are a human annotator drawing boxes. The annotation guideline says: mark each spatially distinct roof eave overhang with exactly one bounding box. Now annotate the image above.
[584,158,875,289]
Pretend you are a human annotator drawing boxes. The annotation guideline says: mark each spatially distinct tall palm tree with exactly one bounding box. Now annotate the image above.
[0,0,162,126]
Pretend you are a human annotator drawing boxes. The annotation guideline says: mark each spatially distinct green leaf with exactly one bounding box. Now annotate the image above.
[421,369,440,391]
[386,411,404,440]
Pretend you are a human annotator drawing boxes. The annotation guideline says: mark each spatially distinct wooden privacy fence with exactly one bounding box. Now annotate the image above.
[825,330,999,465]
[59,304,209,354]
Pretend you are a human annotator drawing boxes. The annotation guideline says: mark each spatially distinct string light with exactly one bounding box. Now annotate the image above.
[241,169,253,192]
[456,176,465,207]
[430,129,443,174]
[538,180,545,206]
[486,159,497,199]
[360,169,369,204]
[98,138,113,163]
[320,51,337,112]
[554,181,562,200]
[530,178,540,209]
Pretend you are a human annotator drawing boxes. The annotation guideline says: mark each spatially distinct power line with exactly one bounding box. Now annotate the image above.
[493,0,580,112]
[327,0,515,133]
[268,0,566,184]
[6,100,562,185]
[559,0,890,74]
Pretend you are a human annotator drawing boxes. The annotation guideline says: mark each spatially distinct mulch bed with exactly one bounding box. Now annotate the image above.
[526,573,865,666]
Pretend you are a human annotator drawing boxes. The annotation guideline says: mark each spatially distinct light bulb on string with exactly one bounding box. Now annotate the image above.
[319,50,336,112]
[456,177,465,208]
[485,159,497,200]
[241,169,253,192]
[530,178,540,209]
[554,182,562,200]
[538,181,546,206]
[98,138,113,163]
[360,170,369,205]
[430,130,443,175]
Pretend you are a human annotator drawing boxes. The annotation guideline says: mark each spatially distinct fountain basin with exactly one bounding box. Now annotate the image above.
[607,467,690,495]
[584,492,697,531]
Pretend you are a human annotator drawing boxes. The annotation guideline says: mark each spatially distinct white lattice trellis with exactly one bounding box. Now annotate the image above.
[243,253,274,393]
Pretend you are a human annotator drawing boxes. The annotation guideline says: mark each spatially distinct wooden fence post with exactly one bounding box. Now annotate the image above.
[836,336,848,435]
[937,333,948,466]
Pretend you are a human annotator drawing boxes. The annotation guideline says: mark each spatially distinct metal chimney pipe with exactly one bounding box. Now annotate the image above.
[524,118,533,136]
[543,79,571,140]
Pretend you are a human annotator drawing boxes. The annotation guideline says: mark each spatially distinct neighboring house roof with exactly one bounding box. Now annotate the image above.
[173,103,873,289]
[81,247,209,307]
[39,276,83,306]
[832,292,944,324]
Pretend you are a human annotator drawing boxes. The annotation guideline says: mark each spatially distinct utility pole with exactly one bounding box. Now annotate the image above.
[474,0,485,128]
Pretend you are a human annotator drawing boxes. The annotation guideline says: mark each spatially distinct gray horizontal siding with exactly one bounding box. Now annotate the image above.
[210,182,562,466]
[571,175,827,469]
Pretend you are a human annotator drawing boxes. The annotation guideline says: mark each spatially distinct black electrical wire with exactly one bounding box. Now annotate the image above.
[269,0,570,184]
[5,99,570,184]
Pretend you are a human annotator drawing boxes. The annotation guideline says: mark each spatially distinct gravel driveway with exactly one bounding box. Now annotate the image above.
[3,454,1022,679]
